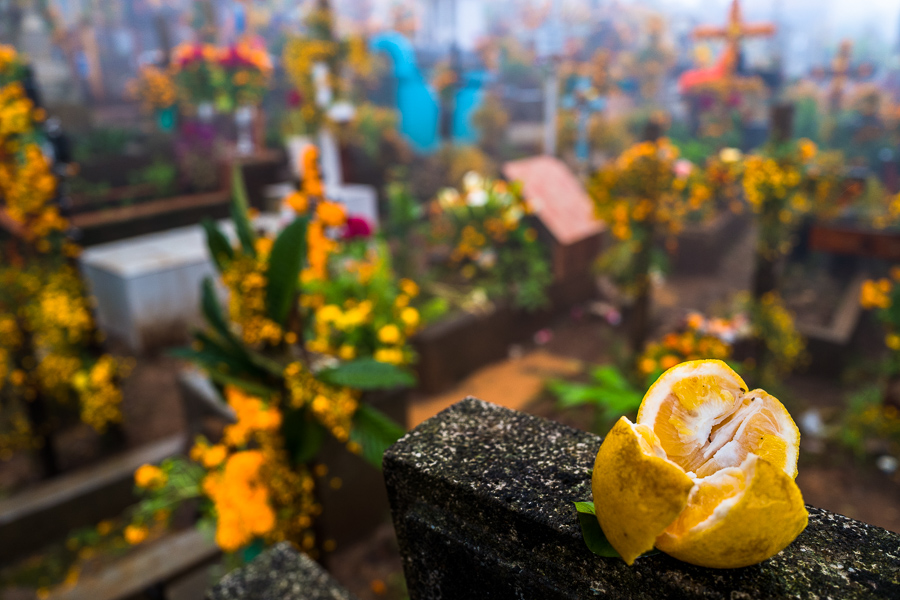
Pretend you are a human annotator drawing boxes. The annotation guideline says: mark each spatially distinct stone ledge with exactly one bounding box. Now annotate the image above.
[384,397,900,599]
[206,543,357,600]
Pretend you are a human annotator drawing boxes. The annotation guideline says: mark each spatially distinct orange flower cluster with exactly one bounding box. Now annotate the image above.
[860,269,900,353]
[223,386,282,447]
[638,316,733,377]
[127,65,176,111]
[202,450,276,551]
[284,146,346,281]
[220,251,284,347]
[590,139,712,242]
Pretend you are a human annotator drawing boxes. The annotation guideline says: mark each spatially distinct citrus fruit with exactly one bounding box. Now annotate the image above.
[591,360,808,568]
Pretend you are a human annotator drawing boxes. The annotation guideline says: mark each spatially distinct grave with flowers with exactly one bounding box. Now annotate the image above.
[0,47,210,592]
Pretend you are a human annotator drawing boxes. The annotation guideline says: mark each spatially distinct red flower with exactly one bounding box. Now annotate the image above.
[343,216,373,239]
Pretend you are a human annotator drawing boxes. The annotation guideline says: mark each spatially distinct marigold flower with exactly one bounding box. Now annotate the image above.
[377,324,402,344]
[124,524,149,545]
[134,464,167,490]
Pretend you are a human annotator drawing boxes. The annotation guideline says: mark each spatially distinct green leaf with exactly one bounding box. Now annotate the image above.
[350,404,406,469]
[575,505,620,558]
[574,501,596,515]
[284,410,326,465]
[591,365,633,392]
[573,502,660,560]
[548,380,603,409]
[206,370,277,398]
[231,166,256,256]
[265,217,309,326]
[318,358,416,390]
[202,218,234,272]
[201,278,235,343]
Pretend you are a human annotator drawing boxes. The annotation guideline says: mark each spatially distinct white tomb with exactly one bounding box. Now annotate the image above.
[80,216,281,354]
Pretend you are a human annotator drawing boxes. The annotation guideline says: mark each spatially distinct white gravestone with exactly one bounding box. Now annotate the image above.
[80,216,281,354]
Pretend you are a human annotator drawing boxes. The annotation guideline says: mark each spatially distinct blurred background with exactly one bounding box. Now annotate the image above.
[1,0,900,598]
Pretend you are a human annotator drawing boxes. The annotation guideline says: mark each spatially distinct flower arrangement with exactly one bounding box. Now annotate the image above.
[304,241,422,366]
[589,137,712,353]
[131,155,414,558]
[170,40,272,112]
[860,270,900,368]
[0,46,128,466]
[217,39,273,109]
[428,171,552,311]
[126,65,177,112]
[170,43,222,109]
[637,315,735,380]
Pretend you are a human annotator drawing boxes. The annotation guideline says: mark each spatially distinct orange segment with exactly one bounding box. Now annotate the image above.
[592,417,694,565]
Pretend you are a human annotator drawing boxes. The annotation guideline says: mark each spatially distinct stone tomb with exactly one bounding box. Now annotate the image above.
[212,398,900,599]
[79,216,282,354]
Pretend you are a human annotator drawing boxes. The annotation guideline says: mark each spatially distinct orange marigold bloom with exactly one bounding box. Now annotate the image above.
[316,201,346,228]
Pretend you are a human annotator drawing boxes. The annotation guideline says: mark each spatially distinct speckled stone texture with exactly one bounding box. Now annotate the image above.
[206,543,357,600]
[384,397,900,599]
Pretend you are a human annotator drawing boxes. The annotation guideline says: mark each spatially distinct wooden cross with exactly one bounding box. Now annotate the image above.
[691,0,776,79]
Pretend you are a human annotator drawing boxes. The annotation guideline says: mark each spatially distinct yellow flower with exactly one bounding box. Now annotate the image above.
[374,348,404,365]
[887,333,900,351]
[134,464,167,490]
[639,357,657,375]
[660,355,680,370]
[400,307,420,330]
[338,344,356,360]
[399,279,419,297]
[124,524,149,545]
[860,279,892,310]
[378,324,402,344]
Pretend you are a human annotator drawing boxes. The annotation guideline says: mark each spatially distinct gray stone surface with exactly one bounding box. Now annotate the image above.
[206,543,357,600]
[384,397,900,599]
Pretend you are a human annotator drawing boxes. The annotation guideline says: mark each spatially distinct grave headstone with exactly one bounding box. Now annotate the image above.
[384,397,900,599]
[503,156,604,301]
[80,216,282,354]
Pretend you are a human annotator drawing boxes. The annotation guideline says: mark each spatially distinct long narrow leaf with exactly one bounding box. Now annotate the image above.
[201,278,234,343]
[318,359,416,390]
[265,217,308,326]
[202,218,234,272]
[231,166,256,256]
[206,369,278,398]
[350,404,406,469]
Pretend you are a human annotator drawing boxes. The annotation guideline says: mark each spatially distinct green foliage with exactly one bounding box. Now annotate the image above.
[318,358,416,390]
[230,167,257,257]
[839,385,900,459]
[265,217,309,326]
[549,365,643,433]
[573,501,620,558]
[350,403,407,468]
[128,160,178,196]
[202,219,234,271]
[574,501,658,560]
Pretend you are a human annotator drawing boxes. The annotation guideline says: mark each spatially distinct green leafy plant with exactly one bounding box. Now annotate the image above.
[548,365,643,434]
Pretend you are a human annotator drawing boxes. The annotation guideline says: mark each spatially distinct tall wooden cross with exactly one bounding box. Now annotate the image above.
[691,0,776,79]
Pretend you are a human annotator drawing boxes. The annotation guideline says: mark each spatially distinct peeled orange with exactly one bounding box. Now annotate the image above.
[592,360,808,568]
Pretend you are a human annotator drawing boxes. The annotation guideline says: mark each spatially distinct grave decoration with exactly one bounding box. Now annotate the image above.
[586,360,806,568]
[858,270,900,420]
[588,135,713,354]
[426,171,552,312]
[126,65,177,131]
[704,110,855,382]
[129,148,412,560]
[282,0,376,137]
[0,45,128,475]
